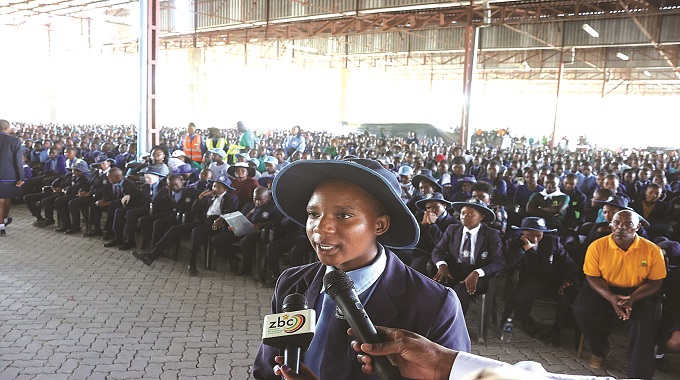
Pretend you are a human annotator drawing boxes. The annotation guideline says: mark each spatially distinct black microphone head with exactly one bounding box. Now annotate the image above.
[282,293,308,313]
[323,270,355,300]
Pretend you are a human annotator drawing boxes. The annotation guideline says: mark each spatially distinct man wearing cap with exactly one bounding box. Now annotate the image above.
[526,173,570,230]
[105,165,169,250]
[207,148,229,179]
[573,210,666,378]
[253,158,470,380]
[227,162,260,208]
[504,217,578,344]
[133,176,238,276]
[89,167,141,241]
[431,199,505,314]
[180,123,203,163]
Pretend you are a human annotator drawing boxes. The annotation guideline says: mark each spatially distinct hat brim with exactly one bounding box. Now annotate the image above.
[415,197,453,211]
[258,176,275,187]
[272,160,419,249]
[595,200,633,211]
[511,225,558,232]
[227,166,256,178]
[207,179,235,191]
[451,202,496,223]
[141,171,167,178]
[411,174,444,193]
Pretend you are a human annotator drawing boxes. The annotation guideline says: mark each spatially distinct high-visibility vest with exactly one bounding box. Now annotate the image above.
[206,138,226,151]
[227,143,244,156]
[183,134,203,162]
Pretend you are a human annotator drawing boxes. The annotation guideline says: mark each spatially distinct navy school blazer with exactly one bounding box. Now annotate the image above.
[431,223,505,279]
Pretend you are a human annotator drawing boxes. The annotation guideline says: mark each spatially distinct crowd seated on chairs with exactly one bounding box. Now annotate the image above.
[5,120,680,378]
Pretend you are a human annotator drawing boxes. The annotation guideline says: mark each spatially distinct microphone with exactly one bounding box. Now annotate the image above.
[261,293,315,374]
[323,270,402,380]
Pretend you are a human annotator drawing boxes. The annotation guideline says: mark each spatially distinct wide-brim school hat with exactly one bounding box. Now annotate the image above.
[258,173,277,187]
[172,163,198,175]
[70,160,90,173]
[451,198,496,223]
[511,217,557,232]
[272,159,419,249]
[595,195,633,211]
[141,164,169,178]
[411,170,444,193]
[90,155,115,168]
[227,162,256,178]
[208,175,235,191]
[415,192,453,211]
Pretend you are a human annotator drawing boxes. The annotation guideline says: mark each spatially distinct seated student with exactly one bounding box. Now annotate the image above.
[260,156,278,179]
[447,175,476,202]
[253,158,470,380]
[187,168,213,192]
[137,174,200,249]
[396,165,415,202]
[89,167,142,241]
[114,143,137,171]
[24,147,67,194]
[652,174,673,201]
[560,173,587,232]
[526,173,570,230]
[406,169,442,215]
[654,238,680,373]
[665,193,680,241]
[212,187,282,274]
[24,171,66,227]
[584,188,615,223]
[262,217,312,288]
[631,183,670,239]
[635,168,652,198]
[207,148,229,179]
[227,162,260,209]
[431,198,504,314]
[502,166,518,203]
[603,173,629,201]
[66,156,113,235]
[504,217,578,345]
[576,162,597,199]
[469,182,507,236]
[513,169,544,218]
[52,161,90,232]
[106,165,169,250]
[478,161,507,203]
[573,210,665,379]
[621,169,638,201]
[132,176,238,276]
[400,192,459,275]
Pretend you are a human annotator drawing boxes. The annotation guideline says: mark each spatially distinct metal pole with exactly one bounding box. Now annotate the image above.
[550,49,564,149]
[459,24,479,149]
[138,0,148,159]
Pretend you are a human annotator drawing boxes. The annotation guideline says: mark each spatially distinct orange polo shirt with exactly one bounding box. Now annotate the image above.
[583,235,666,288]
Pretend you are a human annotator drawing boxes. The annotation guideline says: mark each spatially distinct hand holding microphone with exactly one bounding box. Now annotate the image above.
[323,270,402,380]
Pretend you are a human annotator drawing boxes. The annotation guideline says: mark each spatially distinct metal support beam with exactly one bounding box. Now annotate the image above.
[551,49,564,149]
[459,24,479,149]
[139,0,160,157]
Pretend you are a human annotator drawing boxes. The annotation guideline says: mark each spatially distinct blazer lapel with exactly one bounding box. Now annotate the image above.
[474,226,486,262]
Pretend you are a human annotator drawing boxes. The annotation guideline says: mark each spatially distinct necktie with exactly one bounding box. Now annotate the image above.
[462,231,472,265]
[305,293,335,378]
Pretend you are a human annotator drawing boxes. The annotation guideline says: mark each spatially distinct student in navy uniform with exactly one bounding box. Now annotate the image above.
[407,169,442,215]
[431,198,505,314]
[0,119,25,236]
[253,158,470,380]
[513,169,544,217]
[52,161,90,232]
[478,161,507,202]
[469,182,507,236]
[106,165,169,250]
[172,163,199,187]
[560,173,587,233]
[187,168,213,192]
[447,175,476,202]
[89,167,142,241]
[631,182,670,239]
[24,172,64,227]
[68,155,114,235]
[212,186,282,274]
[503,217,578,345]
[133,176,238,276]
[24,147,67,194]
[262,217,312,287]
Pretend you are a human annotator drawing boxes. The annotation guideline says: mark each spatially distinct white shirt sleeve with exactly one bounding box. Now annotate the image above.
[449,352,615,380]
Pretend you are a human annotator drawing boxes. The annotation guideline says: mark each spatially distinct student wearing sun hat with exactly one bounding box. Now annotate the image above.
[431,198,505,315]
[253,158,470,380]
[503,217,578,345]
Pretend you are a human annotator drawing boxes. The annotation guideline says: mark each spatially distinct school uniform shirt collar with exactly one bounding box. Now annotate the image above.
[321,244,387,296]
[539,187,565,199]
[463,223,481,237]
[437,210,449,220]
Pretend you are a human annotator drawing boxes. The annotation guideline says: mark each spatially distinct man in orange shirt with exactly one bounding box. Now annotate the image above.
[573,209,666,379]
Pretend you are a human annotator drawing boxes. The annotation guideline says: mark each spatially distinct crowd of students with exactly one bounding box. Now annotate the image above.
[5,120,680,378]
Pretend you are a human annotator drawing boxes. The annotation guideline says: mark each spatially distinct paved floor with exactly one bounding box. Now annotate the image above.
[0,205,678,379]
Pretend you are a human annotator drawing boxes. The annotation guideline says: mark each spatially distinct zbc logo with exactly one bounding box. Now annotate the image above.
[269,314,306,333]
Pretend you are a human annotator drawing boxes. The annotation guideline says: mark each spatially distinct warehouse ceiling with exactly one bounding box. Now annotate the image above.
[2,0,679,91]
